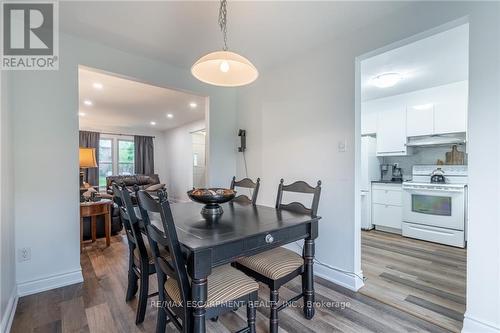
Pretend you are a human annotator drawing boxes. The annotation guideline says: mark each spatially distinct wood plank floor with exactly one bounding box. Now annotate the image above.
[12,233,457,333]
[360,230,466,333]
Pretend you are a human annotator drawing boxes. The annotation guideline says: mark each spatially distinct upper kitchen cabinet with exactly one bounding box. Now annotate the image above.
[361,101,377,135]
[406,81,468,136]
[433,81,468,134]
[372,95,409,156]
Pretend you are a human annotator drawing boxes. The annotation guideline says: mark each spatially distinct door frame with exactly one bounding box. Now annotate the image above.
[353,17,469,287]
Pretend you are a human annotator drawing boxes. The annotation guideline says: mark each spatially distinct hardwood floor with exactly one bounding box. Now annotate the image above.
[12,233,455,333]
[361,230,466,333]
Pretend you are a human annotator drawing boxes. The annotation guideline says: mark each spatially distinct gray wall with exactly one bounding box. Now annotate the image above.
[235,2,500,332]
[0,71,15,330]
[8,31,237,295]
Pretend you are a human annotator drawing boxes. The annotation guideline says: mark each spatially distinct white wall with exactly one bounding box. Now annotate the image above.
[163,119,206,202]
[0,72,16,331]
[236,2,500,332]
[8,32,237,297]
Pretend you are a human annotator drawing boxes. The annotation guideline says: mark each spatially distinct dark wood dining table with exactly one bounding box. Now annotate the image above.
[143,201,321,333]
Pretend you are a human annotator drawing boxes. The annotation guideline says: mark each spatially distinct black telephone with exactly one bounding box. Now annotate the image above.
[238,129,246,152]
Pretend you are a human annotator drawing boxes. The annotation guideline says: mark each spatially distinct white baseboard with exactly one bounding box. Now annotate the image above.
[314,264,365,291]
[0,287,18,333]
[462,314,500,333]
[17,269,83,297]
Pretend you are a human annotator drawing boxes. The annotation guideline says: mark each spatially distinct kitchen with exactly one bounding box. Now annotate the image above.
[359,23,468,332]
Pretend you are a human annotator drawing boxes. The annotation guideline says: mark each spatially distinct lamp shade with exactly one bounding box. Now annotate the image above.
[191,51,258,87]
[79,147,97,168]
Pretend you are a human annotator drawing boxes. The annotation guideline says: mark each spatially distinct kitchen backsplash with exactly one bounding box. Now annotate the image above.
[381,144,467,179]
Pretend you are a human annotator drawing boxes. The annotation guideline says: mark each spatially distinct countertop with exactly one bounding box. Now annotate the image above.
[371,180,404,185]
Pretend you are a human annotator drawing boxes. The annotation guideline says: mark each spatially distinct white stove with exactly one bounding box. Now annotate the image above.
[402,165,467,248]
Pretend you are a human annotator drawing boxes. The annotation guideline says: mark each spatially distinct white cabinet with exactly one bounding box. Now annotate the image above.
[406,81,468,136]
[433,81,468,134]
[361,102,377,135]
[375,96,408,156]
[372,183,402,233]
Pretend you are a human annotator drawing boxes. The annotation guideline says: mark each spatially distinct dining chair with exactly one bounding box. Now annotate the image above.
[230,176,261,205]
[137,189,259,333]
[112,183,167,324]
[233,178,322,333]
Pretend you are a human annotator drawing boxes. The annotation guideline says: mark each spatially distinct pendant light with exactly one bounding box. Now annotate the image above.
[191,0,258,87]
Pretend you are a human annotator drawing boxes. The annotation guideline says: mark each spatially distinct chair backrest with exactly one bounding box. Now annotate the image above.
[275,179,322,217]
[137,190,191,314]
[112,183,149,264]
[230,176,261,205]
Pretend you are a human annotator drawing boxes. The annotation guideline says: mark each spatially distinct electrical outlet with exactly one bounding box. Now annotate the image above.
[18,247,31,262]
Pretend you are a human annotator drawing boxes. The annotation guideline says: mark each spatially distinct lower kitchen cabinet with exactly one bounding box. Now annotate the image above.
[372,183,402,233]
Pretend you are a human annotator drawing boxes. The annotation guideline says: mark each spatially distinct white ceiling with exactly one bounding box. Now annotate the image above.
[361,24,469,101]
[78,67,206,132]
[60,1,410,70]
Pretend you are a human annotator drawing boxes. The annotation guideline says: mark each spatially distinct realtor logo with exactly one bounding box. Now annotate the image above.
[1,1,59,70]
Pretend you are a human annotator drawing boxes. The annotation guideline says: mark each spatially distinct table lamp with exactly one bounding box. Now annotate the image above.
[79,147,97,187]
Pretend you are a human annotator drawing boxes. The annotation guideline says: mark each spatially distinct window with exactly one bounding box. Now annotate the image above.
[98,139,113,188]
[98,136,135,188]
[118,140,134,175]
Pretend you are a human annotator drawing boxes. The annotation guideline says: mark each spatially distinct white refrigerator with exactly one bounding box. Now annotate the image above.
[361,136,380,230]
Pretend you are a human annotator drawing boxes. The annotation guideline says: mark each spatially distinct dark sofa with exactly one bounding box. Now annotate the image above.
[82,174,164,241]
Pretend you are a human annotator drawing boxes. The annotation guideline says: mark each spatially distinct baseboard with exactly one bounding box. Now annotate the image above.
[462,313,500,333]
[0,287,18,333]
[17,269,83,297]
[314,264,365,291]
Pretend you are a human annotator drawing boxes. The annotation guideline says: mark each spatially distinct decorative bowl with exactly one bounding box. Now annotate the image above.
[187,188,236,217]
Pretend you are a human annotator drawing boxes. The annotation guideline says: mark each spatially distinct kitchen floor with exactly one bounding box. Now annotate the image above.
[361,230,466,333]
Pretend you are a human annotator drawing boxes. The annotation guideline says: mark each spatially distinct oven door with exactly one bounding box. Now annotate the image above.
[402,186,465,230]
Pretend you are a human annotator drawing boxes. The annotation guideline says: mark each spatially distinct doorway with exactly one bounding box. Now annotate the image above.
[355,20,469,333]
[192,129,207,189]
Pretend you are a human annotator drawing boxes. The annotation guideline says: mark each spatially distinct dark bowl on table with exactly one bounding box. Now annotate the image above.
[187,188,236,217]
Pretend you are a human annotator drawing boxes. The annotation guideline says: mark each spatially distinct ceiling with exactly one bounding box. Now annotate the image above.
[78,67,206,132]
[361,24,469,101]
[60,1,410,70]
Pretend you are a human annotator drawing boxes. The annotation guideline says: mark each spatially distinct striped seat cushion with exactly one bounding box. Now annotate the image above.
[165,265,259,307]
[237,247,304,280]
[133,235,170,265]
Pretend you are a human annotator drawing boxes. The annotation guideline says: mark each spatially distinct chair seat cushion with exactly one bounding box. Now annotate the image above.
[133,235,169,265]
[237,247,304,280]
[165,265,258,307]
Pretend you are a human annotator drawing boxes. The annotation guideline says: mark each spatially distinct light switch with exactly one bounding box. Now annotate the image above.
[338,140,347,152]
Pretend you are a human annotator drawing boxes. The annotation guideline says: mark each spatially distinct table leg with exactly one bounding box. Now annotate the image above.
[191,277,208,333]
[105,209,111,247]
[303,238,315,319]
[91,216,97,243]
[80,217,83,253]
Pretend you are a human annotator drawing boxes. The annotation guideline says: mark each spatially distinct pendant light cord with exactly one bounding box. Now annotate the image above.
[218,0,228,51]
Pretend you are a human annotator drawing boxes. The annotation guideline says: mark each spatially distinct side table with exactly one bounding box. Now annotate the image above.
[80,199,112,252]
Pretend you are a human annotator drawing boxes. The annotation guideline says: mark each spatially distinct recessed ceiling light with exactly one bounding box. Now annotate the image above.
[83,100,93,106]
[370,73,403,88]
[78,112,86,117]
[92,82,103,90]
[413,103,434,110]
[189,102,197,109]
[166,113,174,119]
[150,121,156,126]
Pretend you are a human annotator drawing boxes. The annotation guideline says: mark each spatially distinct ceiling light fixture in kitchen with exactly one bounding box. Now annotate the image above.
[370,72,403,88]
[191,0,258,87]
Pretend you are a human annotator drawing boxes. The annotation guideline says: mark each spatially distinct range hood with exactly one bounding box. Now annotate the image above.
[406,133,466,147]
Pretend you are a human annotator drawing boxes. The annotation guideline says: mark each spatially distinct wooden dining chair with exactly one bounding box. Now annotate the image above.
[112,183,166,324]
[233,179,322,333]
[230,176,261,205]
[137,189,259,333]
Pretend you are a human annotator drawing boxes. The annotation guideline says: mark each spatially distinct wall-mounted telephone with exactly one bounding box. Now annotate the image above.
[238,129,246,152]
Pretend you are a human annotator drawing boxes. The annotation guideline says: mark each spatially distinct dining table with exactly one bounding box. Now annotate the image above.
[143,200,321,333]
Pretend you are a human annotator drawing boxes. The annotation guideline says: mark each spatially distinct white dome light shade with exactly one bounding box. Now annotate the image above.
[191,51,258,87]
[370,72,403,88]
